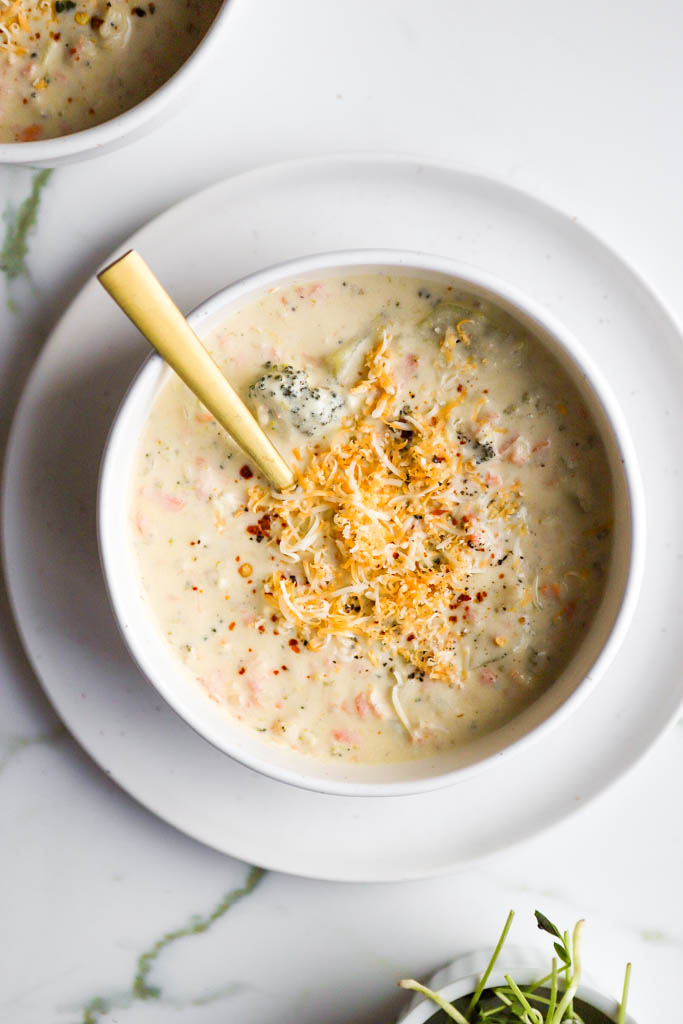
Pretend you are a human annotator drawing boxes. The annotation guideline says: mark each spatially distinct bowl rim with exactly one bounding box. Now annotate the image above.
[97,247,646,797]
[0,0,235,163]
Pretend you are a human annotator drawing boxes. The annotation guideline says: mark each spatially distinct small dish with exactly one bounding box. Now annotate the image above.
[0,0,234,167]
[97,248,645,797]
[397,948,637,1024]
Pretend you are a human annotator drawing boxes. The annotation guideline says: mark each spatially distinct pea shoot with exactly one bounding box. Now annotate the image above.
[400,911,631,1024]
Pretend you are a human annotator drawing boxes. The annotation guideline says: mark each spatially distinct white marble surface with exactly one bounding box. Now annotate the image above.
[1,1,682,1021]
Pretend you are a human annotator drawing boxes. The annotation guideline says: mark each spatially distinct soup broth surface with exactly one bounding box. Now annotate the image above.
[130,273,613,765]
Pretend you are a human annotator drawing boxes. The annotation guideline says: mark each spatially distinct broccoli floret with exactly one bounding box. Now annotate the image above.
[457,431,495,464]
[419,301,474,337]
[248,363,344,437]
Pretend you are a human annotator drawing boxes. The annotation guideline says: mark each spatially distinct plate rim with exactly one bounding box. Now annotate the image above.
[3,152,683,881]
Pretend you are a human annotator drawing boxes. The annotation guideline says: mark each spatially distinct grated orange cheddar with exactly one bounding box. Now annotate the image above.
[0,1,52,58]
[248,334,524,684]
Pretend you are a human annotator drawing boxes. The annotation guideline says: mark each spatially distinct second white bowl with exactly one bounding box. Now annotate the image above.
[0,0,234,166]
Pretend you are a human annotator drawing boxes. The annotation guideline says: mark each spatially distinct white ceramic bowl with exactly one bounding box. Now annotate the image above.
[396,948,638,1023]
[0,0,234,167]
[98,249,645,797]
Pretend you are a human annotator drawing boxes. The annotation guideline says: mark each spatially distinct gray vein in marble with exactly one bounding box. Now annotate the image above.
[77,864,266,1023]
[476,867,683,953]
[639,928,682,948]
[0,168,53,305]
[79,982,252,1024]
[189,981,249,1006]
[0,724,68,775]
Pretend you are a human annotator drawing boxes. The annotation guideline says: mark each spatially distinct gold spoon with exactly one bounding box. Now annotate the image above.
[98,250,296,492]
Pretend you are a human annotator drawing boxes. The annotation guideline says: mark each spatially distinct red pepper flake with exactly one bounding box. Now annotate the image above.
[246,514,273,540]
[475,591,488,603]
[238,667,245,675]
[228,622,236,631]
[288,638,300,653]
[406,633,416,642]
[281,665,288,671]
[239,465,254,479]
[272,669,279,675]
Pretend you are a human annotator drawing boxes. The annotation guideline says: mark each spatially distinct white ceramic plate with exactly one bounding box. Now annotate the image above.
[4,156,683,881]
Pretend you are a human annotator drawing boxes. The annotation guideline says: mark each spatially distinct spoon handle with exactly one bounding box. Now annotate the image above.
[98,249,296,492]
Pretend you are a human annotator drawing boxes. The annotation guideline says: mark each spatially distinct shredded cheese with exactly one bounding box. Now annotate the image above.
[248,335,524,684]
[0,0,52,57]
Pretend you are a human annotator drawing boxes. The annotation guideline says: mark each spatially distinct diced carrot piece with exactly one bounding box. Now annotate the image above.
[354,692,369,718]
[18,124,42,143]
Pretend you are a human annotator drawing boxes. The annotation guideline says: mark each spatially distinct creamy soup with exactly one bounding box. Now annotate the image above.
[130,274,613,765]
[0,0,221,142]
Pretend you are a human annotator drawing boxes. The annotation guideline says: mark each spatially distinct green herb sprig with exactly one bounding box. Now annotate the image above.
[400,911,631,1024]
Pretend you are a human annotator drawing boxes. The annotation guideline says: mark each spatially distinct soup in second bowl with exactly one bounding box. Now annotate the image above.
[0,0,222,142]
[129,273,613,765]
